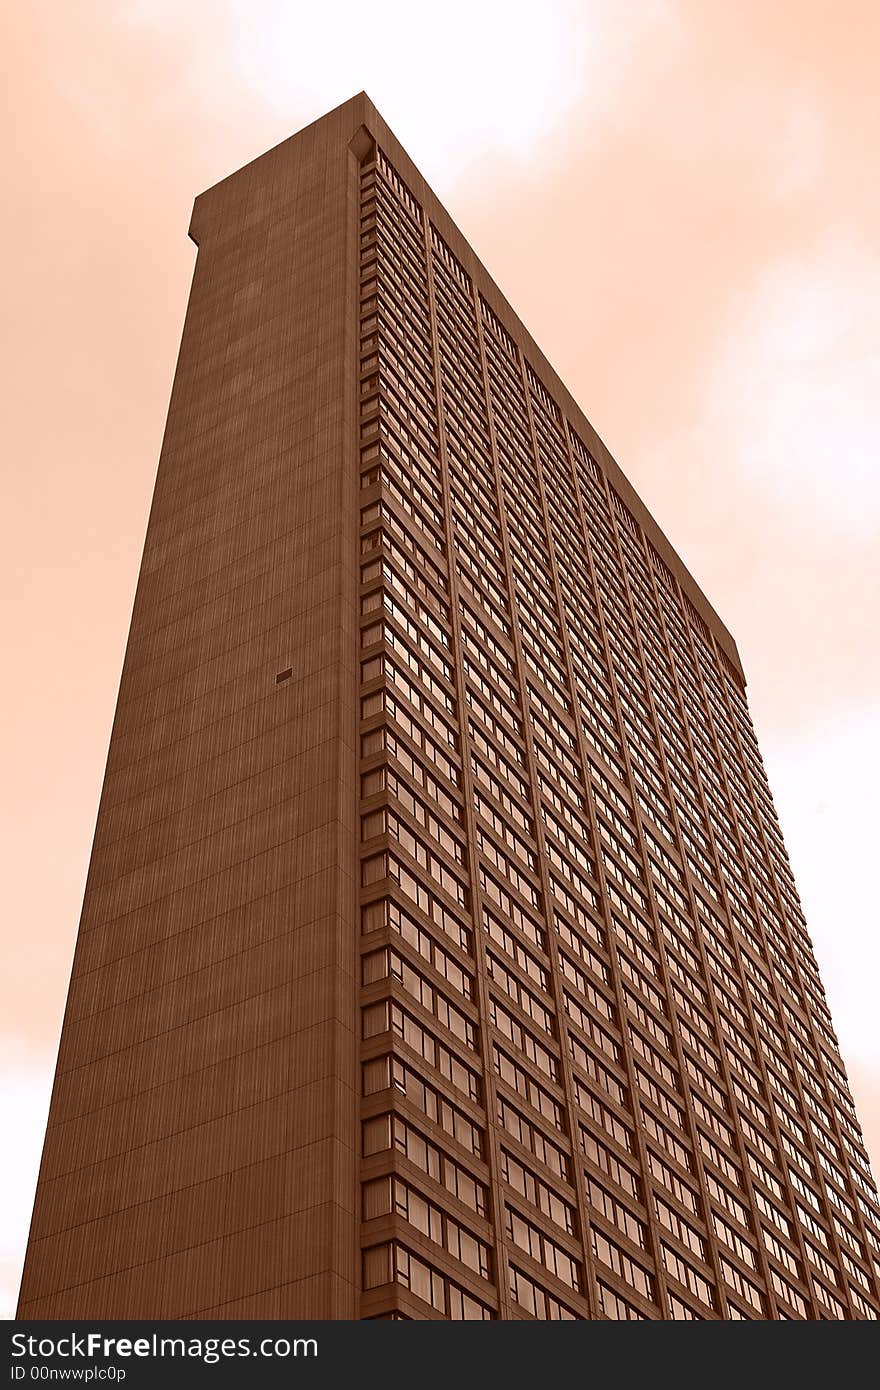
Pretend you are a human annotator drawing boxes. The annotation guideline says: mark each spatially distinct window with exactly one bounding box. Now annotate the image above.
[505,1206,583,1292]
[363,1242,493,1319]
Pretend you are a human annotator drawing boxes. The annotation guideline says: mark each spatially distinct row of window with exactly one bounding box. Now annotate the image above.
[357,154,880,1317]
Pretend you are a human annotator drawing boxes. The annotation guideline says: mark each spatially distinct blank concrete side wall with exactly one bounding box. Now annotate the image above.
[18,103,361,1319]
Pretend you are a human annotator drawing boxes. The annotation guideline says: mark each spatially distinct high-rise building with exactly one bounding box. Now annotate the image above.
[18,94,880,1322]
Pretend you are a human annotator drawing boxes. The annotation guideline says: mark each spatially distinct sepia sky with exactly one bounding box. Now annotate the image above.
[1,1,878,1318]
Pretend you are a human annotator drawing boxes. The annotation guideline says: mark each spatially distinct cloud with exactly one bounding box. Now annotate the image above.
[206,0,672,189]
[709,239,880,538]
[759,704,880,1067]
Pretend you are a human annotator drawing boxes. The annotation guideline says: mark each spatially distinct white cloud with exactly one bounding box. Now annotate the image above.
[758,702,880,1067]
[710,239,880,537]
[119,0,667,192]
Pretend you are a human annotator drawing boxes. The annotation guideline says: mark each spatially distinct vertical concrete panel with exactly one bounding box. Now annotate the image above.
[19,97,364,1320]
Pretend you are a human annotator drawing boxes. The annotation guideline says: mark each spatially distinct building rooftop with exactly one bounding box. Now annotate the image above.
[190,90,745,683]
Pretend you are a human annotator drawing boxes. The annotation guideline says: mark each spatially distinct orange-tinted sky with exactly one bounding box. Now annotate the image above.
[2,1,878,1318]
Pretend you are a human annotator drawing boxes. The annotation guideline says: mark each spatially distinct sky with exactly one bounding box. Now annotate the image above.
[1,0,878,1319]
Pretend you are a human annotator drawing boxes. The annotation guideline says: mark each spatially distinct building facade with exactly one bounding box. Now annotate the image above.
[19,94,880,1320]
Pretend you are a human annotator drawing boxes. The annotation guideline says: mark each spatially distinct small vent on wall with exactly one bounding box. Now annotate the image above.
[349,125,375,165]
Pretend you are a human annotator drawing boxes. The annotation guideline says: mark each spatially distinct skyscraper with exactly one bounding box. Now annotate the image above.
[18,93,880,1321]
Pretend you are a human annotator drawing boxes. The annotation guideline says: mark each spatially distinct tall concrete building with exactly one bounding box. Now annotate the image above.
[19,94,880,1321]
